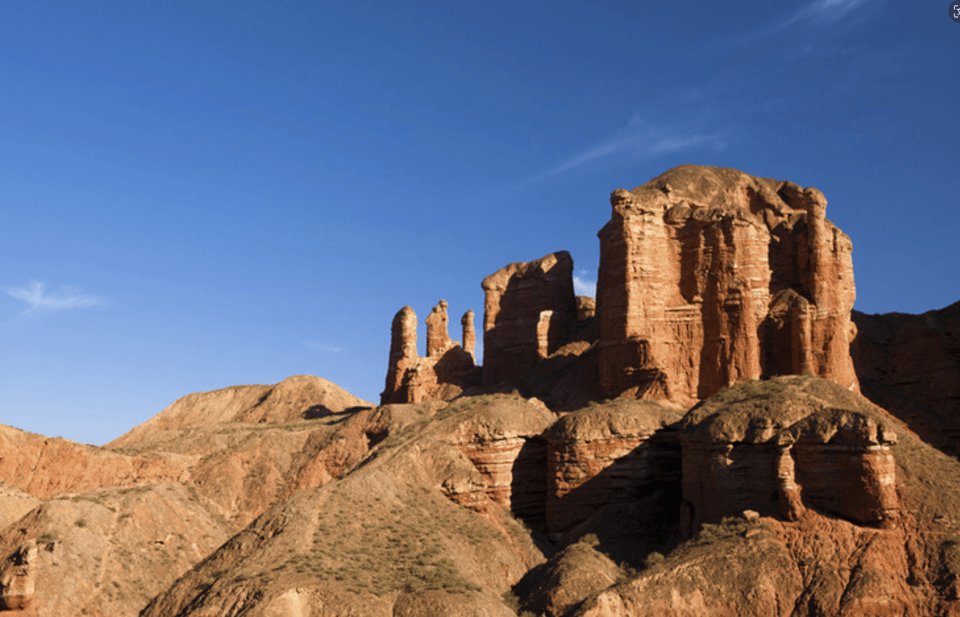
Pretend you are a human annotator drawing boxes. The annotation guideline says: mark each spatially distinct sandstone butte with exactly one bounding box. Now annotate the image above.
[0,165,957,617]
[382,164,859,409]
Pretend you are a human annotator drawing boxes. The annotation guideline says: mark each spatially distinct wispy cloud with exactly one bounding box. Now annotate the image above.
[742,0,875,44]
[303,340,344,353]
[573,274,596,298]
[523,117,727,184]
[6,281,105,315]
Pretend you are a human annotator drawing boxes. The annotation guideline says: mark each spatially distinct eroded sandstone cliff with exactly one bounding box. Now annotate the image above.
[481,251,579,386]
[542,400,682,539]
[597,165,859,405]
[381,301,480,405]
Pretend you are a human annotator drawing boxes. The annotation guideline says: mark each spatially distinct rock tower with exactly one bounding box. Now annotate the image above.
[597,165,859,405]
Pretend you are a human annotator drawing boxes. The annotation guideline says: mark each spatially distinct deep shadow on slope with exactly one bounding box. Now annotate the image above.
[852,301,960,455]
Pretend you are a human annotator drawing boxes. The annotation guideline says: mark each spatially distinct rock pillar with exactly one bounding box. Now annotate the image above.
[461,310,476,360]
[381,306,420,405]
[426,300,453,358]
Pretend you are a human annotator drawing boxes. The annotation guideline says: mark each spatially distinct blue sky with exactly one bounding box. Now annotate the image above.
[1,1,957,445]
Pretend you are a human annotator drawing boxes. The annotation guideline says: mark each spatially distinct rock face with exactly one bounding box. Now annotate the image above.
[597,165,859,405]
[481,251,578,386]
[851,301,960,454]
[381,301,480,404]
[436,395,556,528]
[0,424,191,500]
[568,375,960,617]
[0,541,37,610]
[542,400,683,538]
[679,375,900,533]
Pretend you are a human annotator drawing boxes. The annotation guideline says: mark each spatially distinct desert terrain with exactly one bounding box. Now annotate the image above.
[1,165,958,616]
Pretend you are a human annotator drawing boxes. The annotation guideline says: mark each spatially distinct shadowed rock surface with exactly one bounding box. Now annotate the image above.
[543,400,683,538]
[482,251,579,387]
[852,300,960,454]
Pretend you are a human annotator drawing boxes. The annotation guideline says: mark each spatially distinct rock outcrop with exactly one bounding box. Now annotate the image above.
[0,424,191,500]
[597,165,859,405]
[436,395,555,527]
[679,375,899,533]
[542,400,682,538]
[381,301,480,404]
[0,541,37,610]
[481,251,578,386]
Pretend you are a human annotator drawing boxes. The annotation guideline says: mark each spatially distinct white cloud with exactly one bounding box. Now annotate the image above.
[573,275,596,298]
[522,118,727,184]
[6,281,104,314]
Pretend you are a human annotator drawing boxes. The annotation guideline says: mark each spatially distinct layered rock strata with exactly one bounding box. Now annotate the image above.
[481,251,578,386]
[597,165,859,404]
[542,400,683,537]
[679,375,900,534]
[381,301,479,404]
[438,395,555,527]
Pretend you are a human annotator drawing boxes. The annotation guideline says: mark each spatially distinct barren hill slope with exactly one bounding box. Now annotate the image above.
[140,394,556,617]
[0,375,379,616]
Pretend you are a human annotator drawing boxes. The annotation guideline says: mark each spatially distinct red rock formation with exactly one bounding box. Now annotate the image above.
[461,309,476,360]
[788,410,899,528]
[679,375,899,534]
[438,395,555,527]
[576,296,596,321]
[381,302,480,404]
[381,306,422,404]
[482,251,578,386]
[426,300,454,358]
[597,165,859,405]
[542,400,682,537]
[0,424,191,499]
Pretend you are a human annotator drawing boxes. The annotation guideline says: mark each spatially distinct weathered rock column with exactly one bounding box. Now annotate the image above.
[803,191,859,391]
[381,306,419,404]
[595,166,861,403]
[597,188,672,399]
[426,300,453,358]
[776,444,805,521]
[461,310,476,360]
[790,295,814,375]
[537,310,554,359]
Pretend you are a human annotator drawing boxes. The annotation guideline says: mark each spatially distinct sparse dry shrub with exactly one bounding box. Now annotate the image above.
[578,533,600,547]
